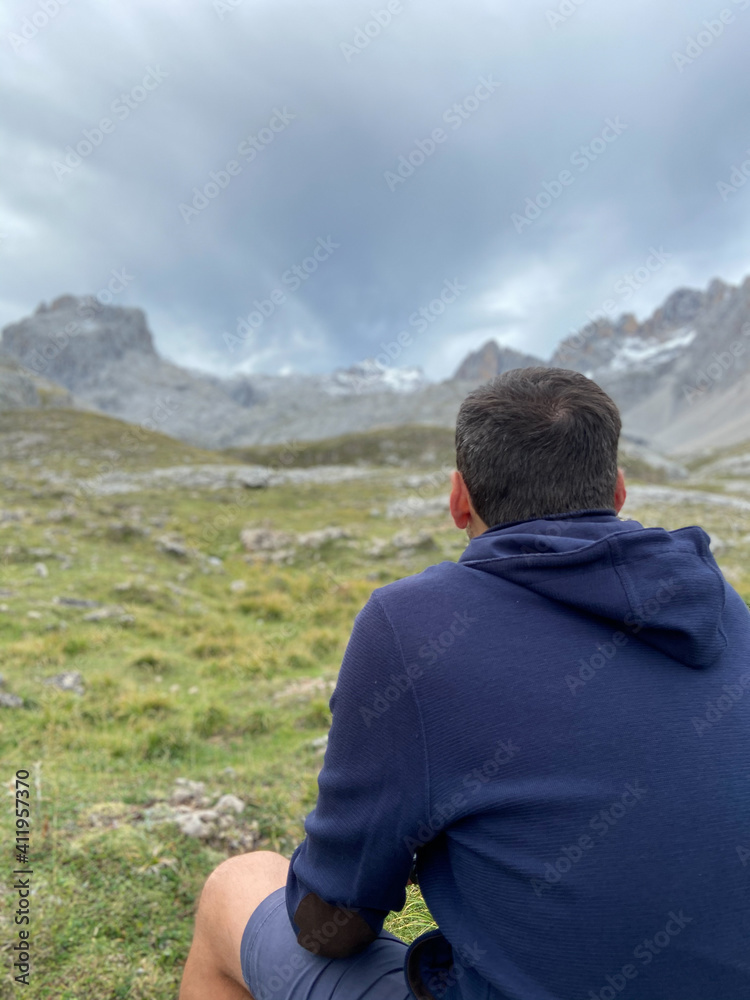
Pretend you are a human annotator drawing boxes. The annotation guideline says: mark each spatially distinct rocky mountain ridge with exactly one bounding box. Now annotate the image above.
[2,276,750,454]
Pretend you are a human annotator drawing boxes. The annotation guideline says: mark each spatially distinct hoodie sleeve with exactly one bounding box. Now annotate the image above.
[285,591,430,957]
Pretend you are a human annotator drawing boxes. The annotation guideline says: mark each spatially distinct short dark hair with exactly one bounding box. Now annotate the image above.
[455,367,622,527]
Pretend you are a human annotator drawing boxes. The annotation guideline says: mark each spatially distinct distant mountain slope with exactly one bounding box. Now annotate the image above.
[558,277,750,454]
[458,277,750,455]
[2,275,750,455]
[0,350,72,409]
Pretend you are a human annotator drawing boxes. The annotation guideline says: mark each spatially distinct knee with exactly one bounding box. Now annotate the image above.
[198,855,252,912]
[197,851,288,919]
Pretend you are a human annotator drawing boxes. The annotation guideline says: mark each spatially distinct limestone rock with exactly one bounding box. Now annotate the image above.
[215,794,245,815]
[240,527,296,552]
[42,671,85,695]
[297,527,352,547]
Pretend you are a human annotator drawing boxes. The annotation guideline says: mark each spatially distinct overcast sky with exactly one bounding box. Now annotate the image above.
[2,0,750,380]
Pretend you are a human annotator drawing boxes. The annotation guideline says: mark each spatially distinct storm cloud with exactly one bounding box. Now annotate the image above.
[2,0,750,379]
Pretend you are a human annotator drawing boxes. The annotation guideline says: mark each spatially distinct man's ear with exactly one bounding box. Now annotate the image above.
[614,467,627,514]
[450,470,472,530]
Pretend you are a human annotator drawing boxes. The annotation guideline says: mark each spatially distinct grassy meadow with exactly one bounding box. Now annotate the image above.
[1,409,749,998]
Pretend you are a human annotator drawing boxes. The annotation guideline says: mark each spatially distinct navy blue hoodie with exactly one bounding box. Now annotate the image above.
[287,510,750,1000]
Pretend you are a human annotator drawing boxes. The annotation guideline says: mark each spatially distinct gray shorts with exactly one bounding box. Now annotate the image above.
[240,887,415,1000]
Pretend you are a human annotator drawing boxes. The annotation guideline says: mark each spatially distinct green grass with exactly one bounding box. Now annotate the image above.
[222,424,457,469]
[0,409,748,997]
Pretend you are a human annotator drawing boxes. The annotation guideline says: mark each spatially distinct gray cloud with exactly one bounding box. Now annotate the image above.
[2,0,750,380]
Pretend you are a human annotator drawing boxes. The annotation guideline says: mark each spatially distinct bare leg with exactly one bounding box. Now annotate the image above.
[179,850,290,1000]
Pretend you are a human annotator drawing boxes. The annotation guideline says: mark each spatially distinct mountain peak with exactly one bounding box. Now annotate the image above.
[1,296,157,386]
[453,340,543,382]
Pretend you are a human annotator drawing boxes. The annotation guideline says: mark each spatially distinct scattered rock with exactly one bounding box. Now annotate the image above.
[157,536,190,558]
[82,605,135,624]
[173,811,217,840]
[27,610,42,619]
[107,522,148,541]
[310,734,329,755]
[401,474,445,490]
[624,486,750,512]
[386,496,450,519]
[297,527,352,548]
[170,778,210,807]
[34,562,49,578]
[46,508,76,522]
[241,527,297,564]
[365,530,438,559]
[0,509,26,522]
[240,527,295,552]
[139,780,260,850]
[54,596,101,608]
[709,535,728,556]
[215,794,245,815]
[43,620,68,633]
[236,469,270,489]
[230,579,247,593]
[391,529,437,552]
[42,671,85,695]
[0,692,23,708]
[365,538,390,559]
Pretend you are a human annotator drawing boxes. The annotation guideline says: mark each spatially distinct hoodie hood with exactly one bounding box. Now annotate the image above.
[459,509,729,669]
